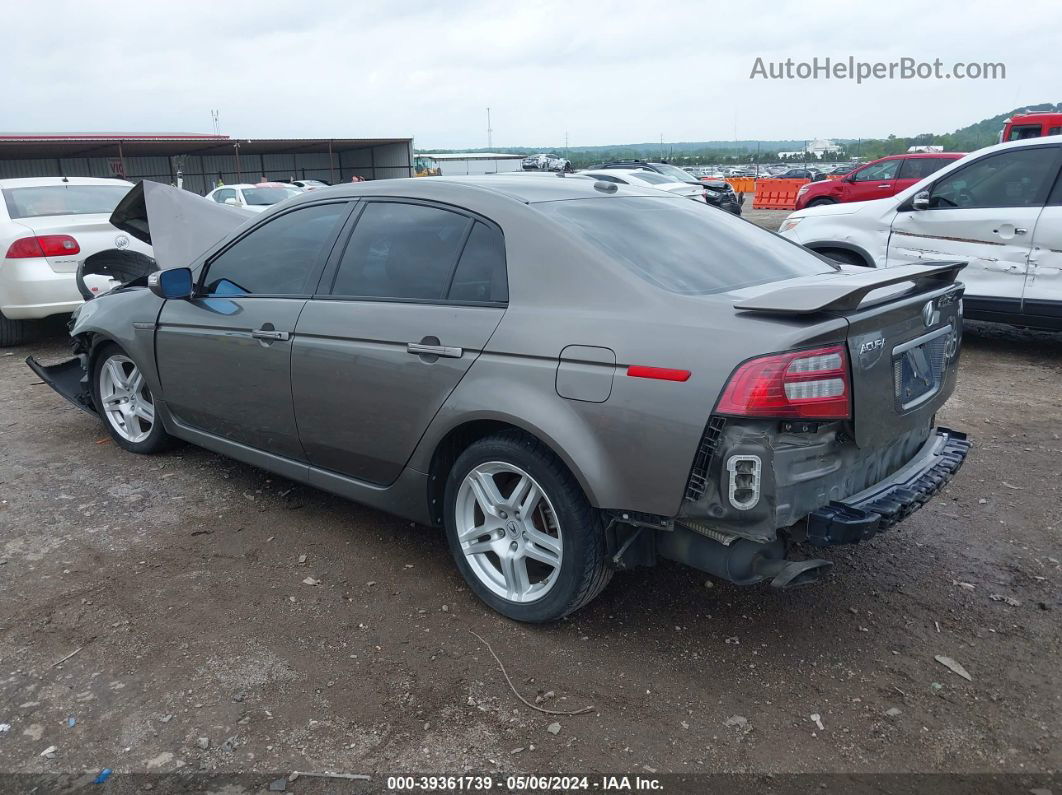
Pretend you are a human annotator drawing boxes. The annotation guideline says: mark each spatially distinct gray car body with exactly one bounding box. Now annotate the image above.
[62,176,964,545]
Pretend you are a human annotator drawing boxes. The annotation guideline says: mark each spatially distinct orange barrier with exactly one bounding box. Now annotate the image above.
[751,178,809,210]
[724,177,756,193]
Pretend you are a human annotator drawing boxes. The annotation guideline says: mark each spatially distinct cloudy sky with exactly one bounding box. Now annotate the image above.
[7,0,1058,148]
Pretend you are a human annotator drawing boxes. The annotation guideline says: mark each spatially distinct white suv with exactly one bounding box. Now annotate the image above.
[0,177,152,346]
[779,136,1062,331]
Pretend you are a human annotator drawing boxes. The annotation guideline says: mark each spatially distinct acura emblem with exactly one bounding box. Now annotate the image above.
[921,300,938,327]
[115,234,130,249]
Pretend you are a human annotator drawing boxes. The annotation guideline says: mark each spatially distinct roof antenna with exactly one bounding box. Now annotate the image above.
[61,175,69,183]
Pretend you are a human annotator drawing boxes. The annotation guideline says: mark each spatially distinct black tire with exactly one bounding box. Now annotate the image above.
[820,248,870,267]
[443,430,612,622]
[807,197,837,207]
[92,343,173,454]
[0,311,32,347]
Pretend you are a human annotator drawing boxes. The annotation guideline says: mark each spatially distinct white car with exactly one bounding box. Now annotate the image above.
[290,179,329,190]
[204,183,302,213]
[778,136,1062,331]
[0,176,153,346]
[579,169,708,203]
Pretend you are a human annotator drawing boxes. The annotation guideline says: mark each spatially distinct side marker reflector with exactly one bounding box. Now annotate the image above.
[626,365,691,382]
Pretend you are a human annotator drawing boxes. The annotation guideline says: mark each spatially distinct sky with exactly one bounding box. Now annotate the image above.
[4,0,1059,149]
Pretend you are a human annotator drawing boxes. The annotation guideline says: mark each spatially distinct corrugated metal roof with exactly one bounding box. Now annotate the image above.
[0,134,413,159]
[421,152,525,160]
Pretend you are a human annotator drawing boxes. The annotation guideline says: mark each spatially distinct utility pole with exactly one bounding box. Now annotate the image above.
[486,107,493,150]
[210,109,220,135]
[564,131,568,154]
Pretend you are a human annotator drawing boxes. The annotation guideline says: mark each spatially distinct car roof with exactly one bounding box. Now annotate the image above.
[294,174,670,205]
[0,176,133,188]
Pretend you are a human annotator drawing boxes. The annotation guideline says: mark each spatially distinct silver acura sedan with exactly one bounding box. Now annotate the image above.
[30,176,970,622]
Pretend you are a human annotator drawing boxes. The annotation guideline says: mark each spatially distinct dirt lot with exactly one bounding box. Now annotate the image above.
[1,211,1060,791]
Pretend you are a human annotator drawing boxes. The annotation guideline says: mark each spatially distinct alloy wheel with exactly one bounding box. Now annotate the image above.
[99,355,155,444]
[455,462,563,603]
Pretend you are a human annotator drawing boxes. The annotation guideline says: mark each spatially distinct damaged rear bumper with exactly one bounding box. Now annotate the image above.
[26,356,95,415]
[806,426,971,546]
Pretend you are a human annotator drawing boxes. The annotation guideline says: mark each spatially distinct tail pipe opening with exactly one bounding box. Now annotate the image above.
[657,524,832,588]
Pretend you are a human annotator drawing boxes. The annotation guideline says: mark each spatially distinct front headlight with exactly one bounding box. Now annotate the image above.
[779,217,802,233]
[797,184,811,195]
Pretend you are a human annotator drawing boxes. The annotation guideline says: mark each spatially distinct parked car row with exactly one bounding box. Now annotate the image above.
[522,153,573,172]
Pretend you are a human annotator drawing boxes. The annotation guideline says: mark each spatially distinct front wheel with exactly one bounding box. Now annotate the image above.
[807,197,837,207]
[93,343,172,454]
[443,431,611,622]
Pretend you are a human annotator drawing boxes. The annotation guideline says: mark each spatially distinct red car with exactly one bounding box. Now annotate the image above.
[793,153,964,210]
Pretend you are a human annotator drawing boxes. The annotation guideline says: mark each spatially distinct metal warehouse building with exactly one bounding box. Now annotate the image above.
[0,133,414,194]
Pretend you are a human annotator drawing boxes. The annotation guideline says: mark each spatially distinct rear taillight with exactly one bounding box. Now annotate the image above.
[5,235,80,259]
[715,344,850,419]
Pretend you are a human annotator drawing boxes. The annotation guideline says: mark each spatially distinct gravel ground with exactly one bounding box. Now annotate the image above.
[0,218,1059,790]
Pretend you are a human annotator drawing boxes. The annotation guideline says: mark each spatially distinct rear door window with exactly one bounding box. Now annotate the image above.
[447,222,508,303]
[329,201,472,300]
[536,196,835,295]
[897,158,955,180]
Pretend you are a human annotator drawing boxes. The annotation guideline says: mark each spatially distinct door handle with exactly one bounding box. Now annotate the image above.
[877,184,892,188]
[251,329,290,341]
[407,342,462,358]
[1015,228,1028,235]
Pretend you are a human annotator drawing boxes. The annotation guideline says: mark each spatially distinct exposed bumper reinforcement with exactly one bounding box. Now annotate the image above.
[806,426,971,546]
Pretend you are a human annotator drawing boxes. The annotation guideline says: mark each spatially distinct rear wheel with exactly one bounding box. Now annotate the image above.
[0,311,32,347]
[93,344,172,454]
[444,431,611,622]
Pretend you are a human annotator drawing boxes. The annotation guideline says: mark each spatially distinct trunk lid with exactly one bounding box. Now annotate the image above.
[732,261,965,448]
[14,213,151,274]
[843,283,962,447]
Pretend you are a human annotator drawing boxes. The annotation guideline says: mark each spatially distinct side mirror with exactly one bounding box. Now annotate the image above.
[148,267,193,300]
[912,190,931,210]
[223,197,239,206]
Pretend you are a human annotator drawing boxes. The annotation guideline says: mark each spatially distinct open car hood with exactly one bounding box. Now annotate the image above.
[110,180,254,271]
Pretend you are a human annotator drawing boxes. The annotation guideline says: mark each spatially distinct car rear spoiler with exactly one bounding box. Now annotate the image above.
[733,261,967,315]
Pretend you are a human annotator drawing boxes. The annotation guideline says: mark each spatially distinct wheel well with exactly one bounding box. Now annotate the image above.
[426,420,574,526]
[810,245,872,267]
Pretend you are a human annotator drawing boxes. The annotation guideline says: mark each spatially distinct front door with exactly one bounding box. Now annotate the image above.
[156,201,351,459]
[843,158,901,203]
[886,145,1060,316]
[292,200,508,485]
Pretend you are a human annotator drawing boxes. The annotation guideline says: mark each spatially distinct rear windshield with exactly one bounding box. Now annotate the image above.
[3,185,130,219]
[536,196,836,294]
[630,172,673,185]
[243,187,299,205]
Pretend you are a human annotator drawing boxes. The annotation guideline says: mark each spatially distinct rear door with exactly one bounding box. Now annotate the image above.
[1022,176,1062,328]
[844,158,901,202]
[156,201,351,459]
[292,200,507,485]
[886,144,1061,316]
